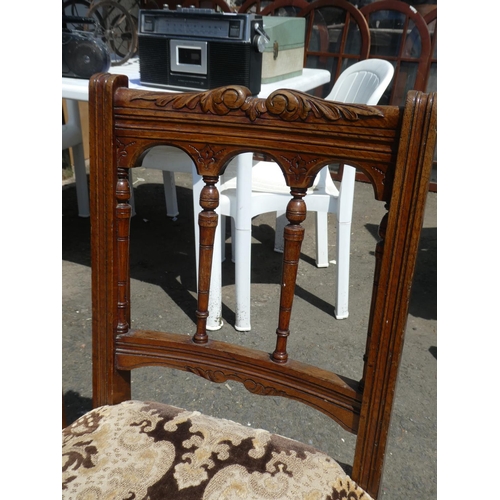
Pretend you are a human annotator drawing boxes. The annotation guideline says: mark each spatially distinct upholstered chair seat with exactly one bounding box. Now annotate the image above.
[63,400,372,499]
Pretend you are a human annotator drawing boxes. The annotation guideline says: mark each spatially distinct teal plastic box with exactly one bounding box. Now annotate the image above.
[261,17,306,84]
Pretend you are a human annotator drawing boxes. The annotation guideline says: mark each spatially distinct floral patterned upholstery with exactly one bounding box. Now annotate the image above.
[62,400,373,499]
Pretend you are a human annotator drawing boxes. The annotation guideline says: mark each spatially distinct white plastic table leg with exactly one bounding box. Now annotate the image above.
[73,140,90,218]
[230,217,236,263]
[62,100,89,217]
[233,153,254,331]
[220,214,227,263]
[274,211,286,253]
[192,166,223,331]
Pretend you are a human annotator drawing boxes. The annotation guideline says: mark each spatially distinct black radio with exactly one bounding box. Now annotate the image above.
[138,7,269,95]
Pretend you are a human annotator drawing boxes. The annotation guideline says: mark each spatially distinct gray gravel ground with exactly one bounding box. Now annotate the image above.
[62,166,437,499]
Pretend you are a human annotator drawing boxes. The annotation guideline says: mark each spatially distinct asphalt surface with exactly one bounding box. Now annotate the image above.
[62,165,437,499]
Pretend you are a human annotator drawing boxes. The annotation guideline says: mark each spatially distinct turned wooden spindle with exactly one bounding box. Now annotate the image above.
[272,188,308,363]
[116,167,132,336]
[193,176,219,344]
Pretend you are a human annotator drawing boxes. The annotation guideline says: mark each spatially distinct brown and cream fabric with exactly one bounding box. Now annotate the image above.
[62,400,373,499]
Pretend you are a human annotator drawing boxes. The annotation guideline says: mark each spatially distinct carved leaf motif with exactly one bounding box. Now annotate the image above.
[129,91,198,109]
[185,366,287,398]
[266,89,384,121]
[186,367,228,383]
[116,138,136,166]
[242,99,268,122]
[243,379,287,397]
[189,144,226,171]
[281,154,319,182]
[199,86,250,114]
[131,86,254,115]
[129,86,383,123]
[266,90,309,121]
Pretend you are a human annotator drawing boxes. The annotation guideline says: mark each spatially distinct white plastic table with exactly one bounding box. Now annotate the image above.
[62,58,330,217]
[62,57,330,100]
[62,59,331,331]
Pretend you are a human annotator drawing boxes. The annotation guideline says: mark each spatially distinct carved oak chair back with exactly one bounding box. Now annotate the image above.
[66,74,435,499]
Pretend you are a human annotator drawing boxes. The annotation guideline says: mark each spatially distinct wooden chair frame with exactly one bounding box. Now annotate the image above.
[423,7,437,193]
[89,73,436,498]
[259,0,308,16]
[360,0,432,105]
[181,0,234,11]
[299,0,371,97]
[423,7,437,93]
[237,0,274,13]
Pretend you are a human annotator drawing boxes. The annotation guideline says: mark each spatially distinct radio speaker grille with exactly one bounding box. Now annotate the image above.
[138,37,170,84]
[209,43,252,88]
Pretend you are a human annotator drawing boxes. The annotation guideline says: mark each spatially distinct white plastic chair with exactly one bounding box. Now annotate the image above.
[137,59,393,332]
[216,58,394,330]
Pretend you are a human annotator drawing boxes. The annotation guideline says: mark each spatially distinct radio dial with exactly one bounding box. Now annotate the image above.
[254,34,266,53]
[253,24,269,53]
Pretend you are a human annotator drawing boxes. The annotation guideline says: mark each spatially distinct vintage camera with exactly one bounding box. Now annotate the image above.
[138,7,268,95]
[63,16,111,79]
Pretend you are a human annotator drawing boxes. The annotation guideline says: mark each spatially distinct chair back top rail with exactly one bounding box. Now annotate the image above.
[113,84,401,200]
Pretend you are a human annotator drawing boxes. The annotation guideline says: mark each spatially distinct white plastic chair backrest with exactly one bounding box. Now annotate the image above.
[221,59,394,193]
[326,58,394,105]
[316,58,394,195]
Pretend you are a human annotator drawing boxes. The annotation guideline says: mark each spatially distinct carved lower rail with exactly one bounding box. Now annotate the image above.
[116,329,362,434]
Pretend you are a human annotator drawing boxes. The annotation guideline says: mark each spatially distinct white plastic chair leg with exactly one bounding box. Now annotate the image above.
[333,164,356,319]
[315,211,330,268]
[128,170,136,217]
[162,170,179,218]
[192,168,223,331]
[335,219,350,319]
[312,167,332,268]
[142,146,196,219]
